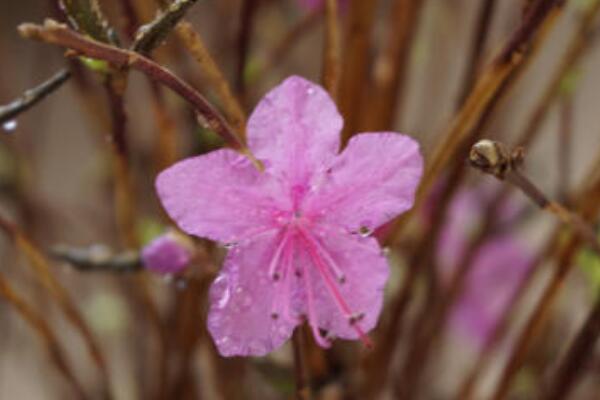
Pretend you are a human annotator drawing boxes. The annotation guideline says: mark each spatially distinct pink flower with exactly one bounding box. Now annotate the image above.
[141,232,192,275]
[434,184,532,347]
[156,76,423,357]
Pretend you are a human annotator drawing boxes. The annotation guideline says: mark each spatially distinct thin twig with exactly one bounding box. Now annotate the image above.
[50,244,141,272]
[292,328,311,400]
[0,69,71,125]
[0,214,110,396]
[339,0,378,143]
[174,21,247,136]
[0,273,88,399]
[18,19,250,154]
[456,0,498,107]
[59,0,114,43]
[558,94,573,202]
[321,0,341,101]
[132,0,198,54]
[469,139,600,255]
[362,0,425,131]
[385,0,565,245]
[468,139,600,399]
[540,293,600,400]
[236,0,258,100]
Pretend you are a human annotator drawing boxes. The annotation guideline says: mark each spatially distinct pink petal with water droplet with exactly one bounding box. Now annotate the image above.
[156,149,284,243]
[207,230,298,356]
[247,76,343,189]
[309,132,423,232]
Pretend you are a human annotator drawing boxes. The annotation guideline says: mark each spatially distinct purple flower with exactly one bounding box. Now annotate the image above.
[141,232,192,275]
[434,185,532,347]
[156,76,423,357]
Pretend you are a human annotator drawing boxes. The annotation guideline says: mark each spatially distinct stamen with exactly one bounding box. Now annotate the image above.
[298,227,373,348]
[300,226,347,284]
[268,229,292,281]
[270,234,299,324]
[301,255,331,348]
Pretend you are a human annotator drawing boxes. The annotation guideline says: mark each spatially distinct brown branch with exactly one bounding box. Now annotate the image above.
[292,328,312,400]
[339,0,378,143]
[385,0,565,245]
[0,273,88,399]
[456,0,498,107]
[132,0,198,54]
[467,140,600,399]
[174,21,247,137]
[469,139,600,255]
[235,0,259,100]
[50,244,141,272]
[0,69,71,125]
[321,0,341,101]
[0,214,110,395]
[59,0,114,43]
[361,0,425,131]
[558,94,573,202]
[18,19,249,153]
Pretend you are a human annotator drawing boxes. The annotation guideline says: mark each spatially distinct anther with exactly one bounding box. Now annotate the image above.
[270,312,279,320]
[348,312,365,325]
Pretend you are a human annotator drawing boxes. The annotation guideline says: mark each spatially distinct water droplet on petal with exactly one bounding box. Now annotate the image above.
[223,242,238,249]
[306,87,315,95]
[3,120,17,133]
[358,226,372,237]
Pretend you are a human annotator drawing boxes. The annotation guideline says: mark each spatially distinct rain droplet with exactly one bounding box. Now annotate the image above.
[3,120,17,133]
[223,242,237,249]
[358,226,372,237]
[306,87,315,95]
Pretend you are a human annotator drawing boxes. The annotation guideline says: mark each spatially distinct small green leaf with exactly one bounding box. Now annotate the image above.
[79,56,110,74]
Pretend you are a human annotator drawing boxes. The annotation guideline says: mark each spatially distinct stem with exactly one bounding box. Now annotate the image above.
[456,0,498,107]
[292,328,311,400]
[18,19,249,153]
[174,21,247,136]
[385,0,564,245]
[0,69,71,124]
[0,214,110,396]
[540,293,600,400]
[131,0,198,54]
[0,273,88,400]
[557,94,573,202]
[321,0,341,102]
[236,0,258,100]
[362,0,425,131]
[339,0,378,143]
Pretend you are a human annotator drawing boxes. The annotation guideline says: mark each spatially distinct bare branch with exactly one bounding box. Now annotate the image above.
[0,69,71,125]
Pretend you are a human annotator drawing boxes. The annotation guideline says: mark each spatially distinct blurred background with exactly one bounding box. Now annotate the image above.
[1,0,600,399]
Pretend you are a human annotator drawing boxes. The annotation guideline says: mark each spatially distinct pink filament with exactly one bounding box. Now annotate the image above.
[297,226,372,347]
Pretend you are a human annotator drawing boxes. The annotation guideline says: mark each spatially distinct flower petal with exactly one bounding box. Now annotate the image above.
[207,230,298,356]
[156,149,284,243]
[308,132,423,232]
[296,226,389,341]
[247,76,343,188]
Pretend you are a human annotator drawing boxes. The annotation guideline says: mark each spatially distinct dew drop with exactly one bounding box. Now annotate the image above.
[306,87,315,95]
[2,120,17,133]
[223,242,238,249]
[358,226,372,237]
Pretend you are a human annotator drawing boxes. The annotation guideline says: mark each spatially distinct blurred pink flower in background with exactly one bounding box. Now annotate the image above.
[141,231,193,275]
[434,185,532,347]
[156,76,423,356]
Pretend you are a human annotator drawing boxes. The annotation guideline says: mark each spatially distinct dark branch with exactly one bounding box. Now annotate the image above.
[18,20,248,152]
[0,69,71,125]
[132,0,198,54]
[50,244,142,273]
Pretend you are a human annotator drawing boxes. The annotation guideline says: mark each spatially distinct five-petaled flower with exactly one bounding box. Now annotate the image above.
[156,76,423,356]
